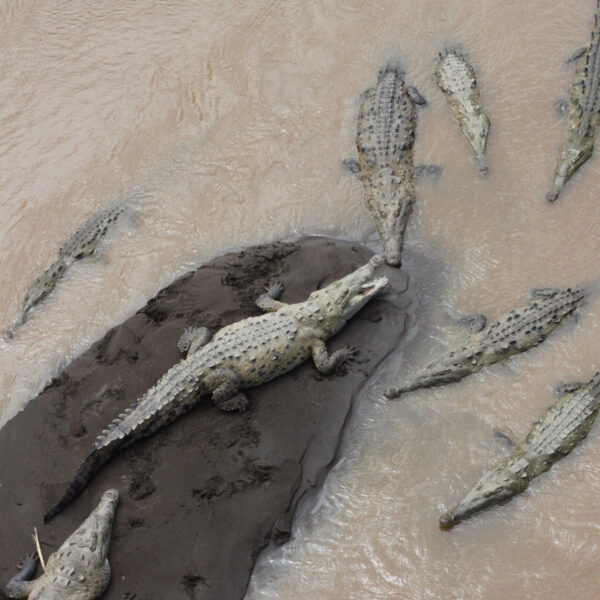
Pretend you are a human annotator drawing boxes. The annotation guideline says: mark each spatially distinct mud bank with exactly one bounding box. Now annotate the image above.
[0,237,409,600]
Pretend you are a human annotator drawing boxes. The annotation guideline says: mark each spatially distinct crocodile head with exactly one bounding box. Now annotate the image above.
[306,254,388,335]
[462,113,490,176]
[547,135,594,202]
[364,175,414,267]
[384,353,476,398]
[62,489,119,564]
[439,457,530,529]
[20,259,67,318]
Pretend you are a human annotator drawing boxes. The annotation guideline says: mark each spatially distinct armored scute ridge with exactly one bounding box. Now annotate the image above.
[344,65,426,267]
[43,255,389,521]
[440,372,600,528]
[547,1,600,202]
[434,49,490,175]
[384,287,584,398]
[3,204,126,340]
[6,489,119,599]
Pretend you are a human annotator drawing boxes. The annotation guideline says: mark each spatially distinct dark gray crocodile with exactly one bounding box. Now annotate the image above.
[7,489,119,599]
[440,372,600,528]
[547,1,600,202]
[344,65,429,267]
[434,49,490,176]
[4,204,126,340]
[384,287,583,398]
[43,255,389,521]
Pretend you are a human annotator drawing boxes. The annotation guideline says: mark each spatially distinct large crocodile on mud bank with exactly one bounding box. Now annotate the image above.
[6,489,119,599]
[43,255,389,522]
[547,0,600,202]
[344,65,432,267]
[440,372,600,528]
[434,48,490,176]
[384,287,584,398]
[4,204,127,340]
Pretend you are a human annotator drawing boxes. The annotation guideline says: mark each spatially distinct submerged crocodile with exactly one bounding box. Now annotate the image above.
[7,489,119,599]
[344,65,429,267]
[43,255,389,521]
[440,373,600,528]
[384,287,583,398]
[434,49,490,176]
[547,1,600,202]
[4,204,126,340]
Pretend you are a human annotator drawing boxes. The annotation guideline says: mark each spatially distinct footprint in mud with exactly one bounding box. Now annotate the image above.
[181,573,208,598]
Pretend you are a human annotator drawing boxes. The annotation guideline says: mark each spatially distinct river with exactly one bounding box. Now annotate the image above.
[1,1,599,598]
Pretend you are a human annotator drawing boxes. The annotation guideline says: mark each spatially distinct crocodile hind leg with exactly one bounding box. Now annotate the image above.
[311,340,359,374]
[457,313,487,333]
[178,326,212,355]
[256,280,287,312]
[554,381,586,397]
[342,158,361,176]
[555,99,569,116]
[6,553,38,599]
[414,164,443,180]
[566,46,587,64]
[207,368,249,412]
[407,85,427,106]
[532,288,559,298]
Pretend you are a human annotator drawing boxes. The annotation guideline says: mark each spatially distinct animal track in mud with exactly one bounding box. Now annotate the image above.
[125,449,160,501]
[181,573,208,598]
[191,461,274,502]
[128,471,157,501]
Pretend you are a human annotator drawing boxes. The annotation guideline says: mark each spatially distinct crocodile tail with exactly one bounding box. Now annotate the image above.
[42,399,141,523]
[43,363,205,522]
[43,449,106,523]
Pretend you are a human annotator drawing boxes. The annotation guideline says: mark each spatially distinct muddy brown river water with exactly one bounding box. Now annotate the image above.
[1,1,600,598]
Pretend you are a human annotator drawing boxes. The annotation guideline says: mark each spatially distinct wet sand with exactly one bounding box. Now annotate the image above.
[0,238,409,599]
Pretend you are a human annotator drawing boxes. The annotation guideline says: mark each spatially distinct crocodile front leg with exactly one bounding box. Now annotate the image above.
[178,326,212,355]
[6,554,38,599]
[554,381,586,397]
[256,280,287,312]
[206,368,249,412]
[457,313,487,333]
[311,340,359,374]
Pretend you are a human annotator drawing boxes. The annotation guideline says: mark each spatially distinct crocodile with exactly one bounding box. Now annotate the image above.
[344,65,429,267]
[6,489,119,599]
[440,372,600,528]
[43,255,389,522]
[384,287,583,398]
[3,204,126,340]
[547,1,600,202]
[434,48,490,176]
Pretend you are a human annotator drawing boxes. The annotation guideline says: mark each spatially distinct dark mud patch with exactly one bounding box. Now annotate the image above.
[0,237,409,600]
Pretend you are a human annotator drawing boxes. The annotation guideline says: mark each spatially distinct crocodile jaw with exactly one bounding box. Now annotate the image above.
[440,455,531,529]
[440,483,514,529]
[384,362,473,398]
[365,181,414,267]
[308,255,388,331]
[66,489,119,563]
[349,276,389,308]
[548,140,594,201]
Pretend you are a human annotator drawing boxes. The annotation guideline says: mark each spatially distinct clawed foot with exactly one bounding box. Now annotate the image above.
[554,381,585,397]
[15,552,38,576]
[17,553,38,570]
[336,345,359,372]
[265,279,285,299]
[218,393,250,412]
